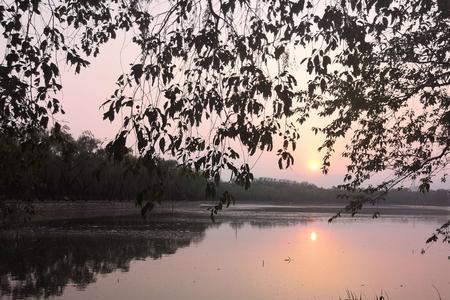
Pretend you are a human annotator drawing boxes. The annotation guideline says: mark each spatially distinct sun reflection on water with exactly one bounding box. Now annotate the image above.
[310,231,317,241]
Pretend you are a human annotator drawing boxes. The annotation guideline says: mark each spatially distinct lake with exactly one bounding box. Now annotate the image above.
[0,209,449,300]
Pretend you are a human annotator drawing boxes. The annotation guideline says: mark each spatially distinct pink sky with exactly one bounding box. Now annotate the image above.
[57,33,445,190]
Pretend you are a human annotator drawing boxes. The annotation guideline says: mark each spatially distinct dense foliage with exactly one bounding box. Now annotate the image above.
[0,129,207,221]
[1,130,448,224]
[0,0,449,245]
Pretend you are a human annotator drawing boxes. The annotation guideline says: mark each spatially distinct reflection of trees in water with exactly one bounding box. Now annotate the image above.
[0,219,208,299]
[0,215,318,299]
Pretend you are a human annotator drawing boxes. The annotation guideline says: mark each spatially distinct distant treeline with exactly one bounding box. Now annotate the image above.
[1,130,449,207]
[225,178,450,207]
[0,129,205,203]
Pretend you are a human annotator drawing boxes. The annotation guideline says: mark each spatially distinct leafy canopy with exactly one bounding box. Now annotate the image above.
[1,0,449,242]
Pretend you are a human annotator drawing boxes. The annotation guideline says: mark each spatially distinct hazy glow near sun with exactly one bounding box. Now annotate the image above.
[308,160,321,172]
[310,231,317,241]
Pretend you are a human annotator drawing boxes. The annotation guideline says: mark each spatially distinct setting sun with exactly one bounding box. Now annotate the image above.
[308,160,321,172]
[310,231,317,241]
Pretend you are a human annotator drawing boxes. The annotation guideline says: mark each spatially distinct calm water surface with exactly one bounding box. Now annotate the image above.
[1,212,449,300]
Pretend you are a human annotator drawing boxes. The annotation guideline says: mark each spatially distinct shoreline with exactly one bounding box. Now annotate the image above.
[25,200,450,223]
